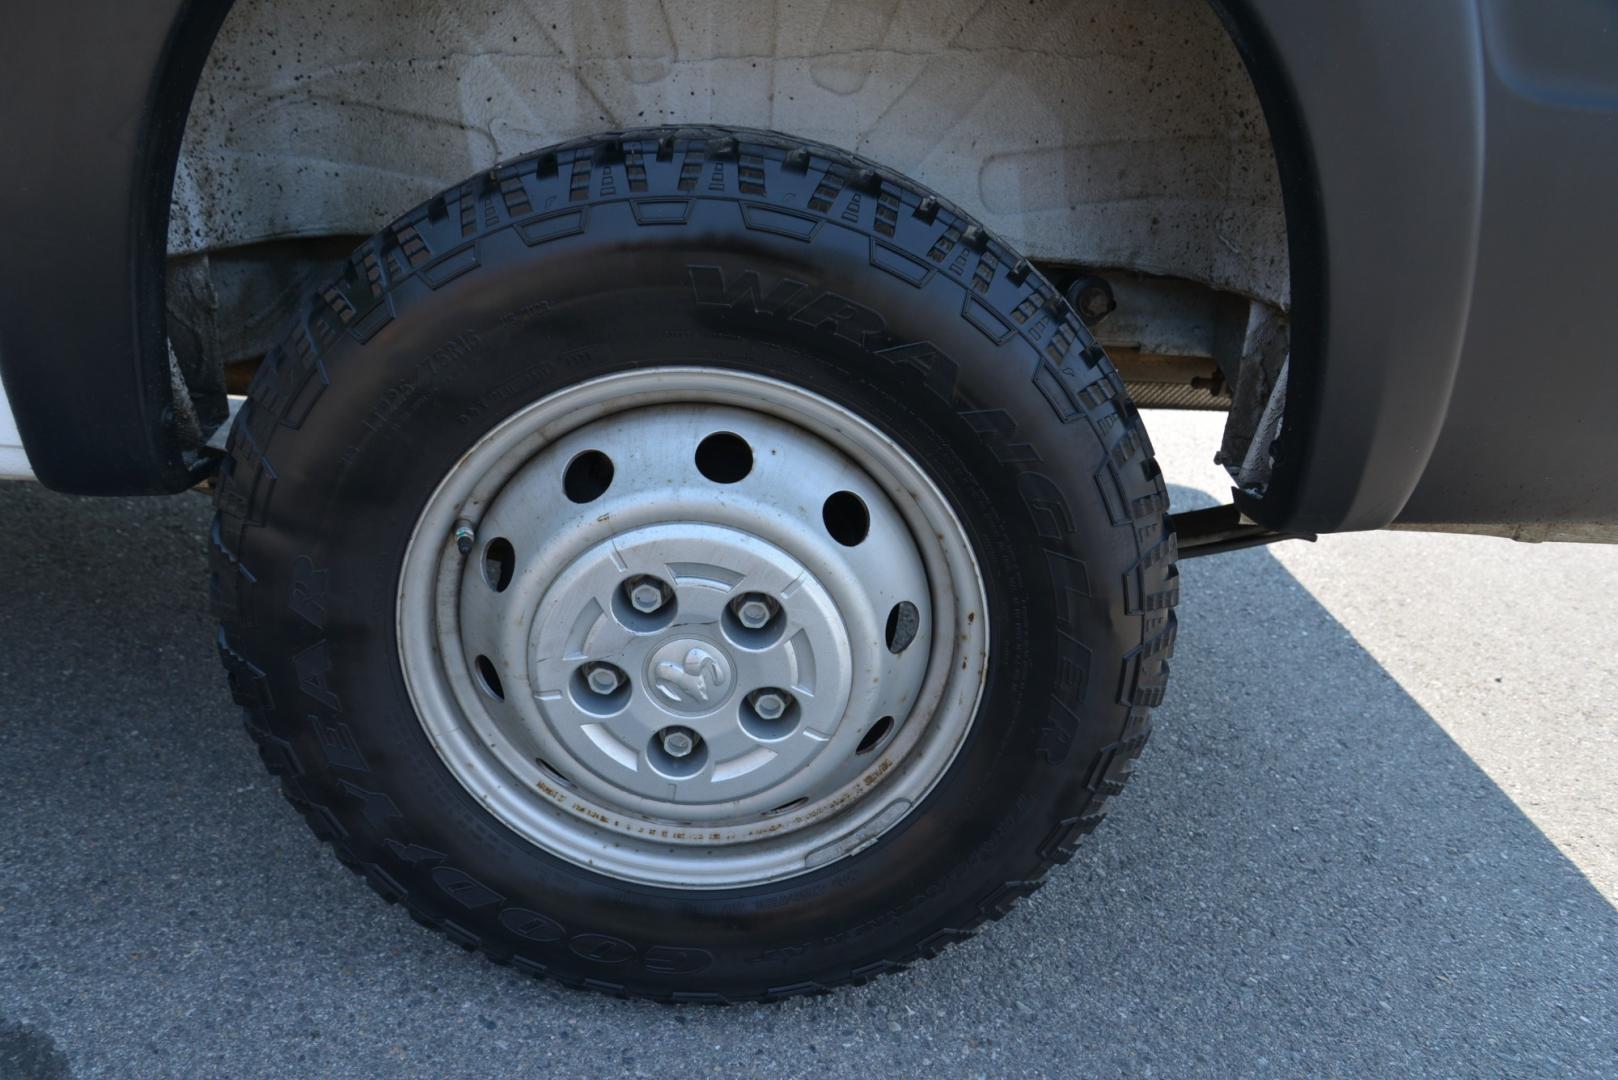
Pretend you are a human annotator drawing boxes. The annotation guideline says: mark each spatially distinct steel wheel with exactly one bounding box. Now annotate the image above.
[397,368,989,888]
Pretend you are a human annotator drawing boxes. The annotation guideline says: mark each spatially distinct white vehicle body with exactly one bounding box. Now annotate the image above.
[0,385,29,481]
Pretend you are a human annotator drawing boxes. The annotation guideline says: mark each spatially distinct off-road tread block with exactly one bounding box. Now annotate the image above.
[210,125,1177,1002]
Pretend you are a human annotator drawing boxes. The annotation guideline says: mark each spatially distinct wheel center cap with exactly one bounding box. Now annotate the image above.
[646,637,734,716]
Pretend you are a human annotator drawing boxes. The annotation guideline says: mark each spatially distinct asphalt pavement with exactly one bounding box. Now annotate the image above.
[1,411,1614,1078]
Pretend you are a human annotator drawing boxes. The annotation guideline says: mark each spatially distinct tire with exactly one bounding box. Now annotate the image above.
[210,126,1177,1001]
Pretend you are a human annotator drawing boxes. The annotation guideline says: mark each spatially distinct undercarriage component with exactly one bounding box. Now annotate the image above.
[1217,303,1291,492]
[1172,502,1315,559]
[1042,266,1293,495]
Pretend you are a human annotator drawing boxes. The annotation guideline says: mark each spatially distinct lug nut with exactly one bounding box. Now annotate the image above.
[452,518,476,555]
[625,576,671,614]
[750,690,790,721]
[660,727,697,758]
[733,593,777,630]
[583,663,623,696]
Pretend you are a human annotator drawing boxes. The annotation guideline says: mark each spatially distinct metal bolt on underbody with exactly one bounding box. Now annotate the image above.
[733,593,776,630]
[660,727,697,758]
[1064,274,1117,326]
[751,690,790,721]
[452,518,476,555]
[626,576,671,614]
[583,663,623,696]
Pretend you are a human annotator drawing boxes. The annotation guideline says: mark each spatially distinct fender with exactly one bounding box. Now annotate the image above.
[1212,0,1486,534]
[0,2,230,494]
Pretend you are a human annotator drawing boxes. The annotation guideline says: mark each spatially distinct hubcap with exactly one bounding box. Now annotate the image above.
[397,368,988,888]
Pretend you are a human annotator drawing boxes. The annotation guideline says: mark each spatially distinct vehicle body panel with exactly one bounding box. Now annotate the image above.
[0,1,228,495]
[0,386,28,481]
[1399,0,1618,526]
[1213,0,1486,534]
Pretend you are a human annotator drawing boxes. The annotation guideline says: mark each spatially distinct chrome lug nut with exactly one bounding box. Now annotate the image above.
[659,727,697,758]
[583,663,624,696]
[750,690,790,721]
[732,593,778,630]
[625,576,671,614]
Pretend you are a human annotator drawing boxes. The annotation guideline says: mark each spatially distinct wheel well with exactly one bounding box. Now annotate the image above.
[164,0,1304,492]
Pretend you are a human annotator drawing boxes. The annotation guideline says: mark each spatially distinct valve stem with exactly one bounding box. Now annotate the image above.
[453,519,476,556]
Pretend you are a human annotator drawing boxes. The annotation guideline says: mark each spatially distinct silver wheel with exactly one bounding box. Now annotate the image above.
[397,368,988,888]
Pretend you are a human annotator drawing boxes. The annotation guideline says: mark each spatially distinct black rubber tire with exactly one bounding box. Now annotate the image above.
[210,126,1178,1002]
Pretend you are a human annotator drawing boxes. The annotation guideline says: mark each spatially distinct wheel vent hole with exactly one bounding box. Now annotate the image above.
[563,449,615,503]
[695,432,753,483]
[765,796,808,818]
[822,491,870,546]
[857,715,895,755]
[885,601,920,654]
[475,655,505,701]
[482,537,515,592]
[534,758,574,789]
